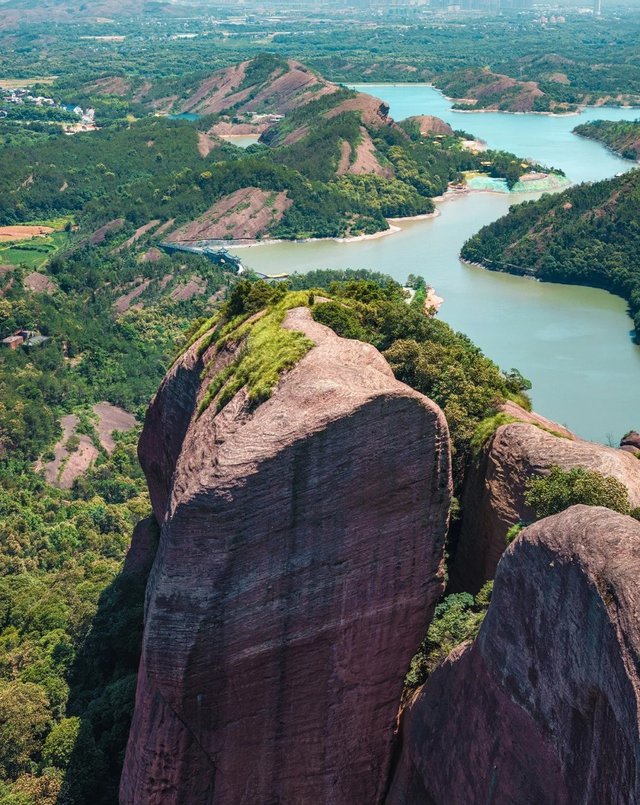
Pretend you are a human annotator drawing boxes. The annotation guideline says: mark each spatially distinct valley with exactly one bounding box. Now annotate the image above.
[246,83,640,442]
[0,5,639,805]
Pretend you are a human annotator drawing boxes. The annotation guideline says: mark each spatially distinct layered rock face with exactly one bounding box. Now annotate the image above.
[452,415,640,592]
[121,307,452,805]
[387,505,640,805]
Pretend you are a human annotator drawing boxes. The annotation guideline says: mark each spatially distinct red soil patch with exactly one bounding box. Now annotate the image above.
[197,131,218,157]
[139,247,164,263]
[337,140,352,175]
[36,414,99,489]
[114,279,151,314]
[57,437,99,489]
[181,59,336,118]
[406,115,454,136]
[37,403,137,487]
[170,276,207,302]
[85,76,131,96]
[241,61,337,115]
[132,80,152,102]
[159,273,174,289]
[24,272,56,294]
[349,128,392,177]
[0,225,53,241]
[149,95,179,114]
[154,219,175,238]
[93,401,137,452]
[209,121,268,136]
[90,218,124,245]
[545,72,570,85]
[181,62,250,115]
[281,124,310,147]
[441,69,544,112]
[325,93,392,129]
[166,187,292,242]
[112,219,160,254]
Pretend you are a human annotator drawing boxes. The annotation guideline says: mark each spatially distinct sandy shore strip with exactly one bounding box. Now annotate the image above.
[387,209,440,223]
[233,211,442,249]
[232,224,402,248]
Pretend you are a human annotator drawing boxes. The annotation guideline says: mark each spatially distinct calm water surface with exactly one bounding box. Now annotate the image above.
[245,85,640,442]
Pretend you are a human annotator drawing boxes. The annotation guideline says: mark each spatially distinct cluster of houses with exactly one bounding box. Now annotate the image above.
[0,87,95,126]
[70,106,96,125]
[2,87,55,107]
[534,14,566,23]
[1,329,50,350]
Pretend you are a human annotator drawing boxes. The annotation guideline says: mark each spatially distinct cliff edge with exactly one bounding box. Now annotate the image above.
[388,505,640,804]
[453,414,640,592]
[120,305,452,804]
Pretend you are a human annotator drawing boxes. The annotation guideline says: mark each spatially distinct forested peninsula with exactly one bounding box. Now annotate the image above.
[573,119,640,161]
[461,169,640,337]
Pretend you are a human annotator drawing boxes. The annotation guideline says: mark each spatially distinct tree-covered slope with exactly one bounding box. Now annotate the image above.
[461,169,640,336]
[0,57,555,242]
[574,119,640,162]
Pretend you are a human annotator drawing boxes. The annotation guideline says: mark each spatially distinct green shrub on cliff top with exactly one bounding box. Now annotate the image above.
[524,465,632,520]
[198,288,314,415]
[470,413,519,455]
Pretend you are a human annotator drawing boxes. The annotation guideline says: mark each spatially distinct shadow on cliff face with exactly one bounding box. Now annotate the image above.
[56,517,159,805]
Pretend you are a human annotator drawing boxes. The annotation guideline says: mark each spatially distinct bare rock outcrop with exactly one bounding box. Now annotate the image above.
[121,306,452,804]
[387,505,640,805]
[621,430,640,454]
[452,414,640,592]
[165,187,292,243]
[405,115,454,137]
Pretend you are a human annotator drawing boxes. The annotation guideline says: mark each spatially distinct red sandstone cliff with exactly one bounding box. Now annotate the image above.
[452,413,640,592]
[387,505,640,805]
[120,307,452,804]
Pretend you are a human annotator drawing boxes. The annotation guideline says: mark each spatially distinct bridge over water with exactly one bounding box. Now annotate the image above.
[159,241,288,280]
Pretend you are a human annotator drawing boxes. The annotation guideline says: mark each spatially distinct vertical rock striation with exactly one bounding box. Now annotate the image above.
[121,307,452,804]
[387,505,640,805]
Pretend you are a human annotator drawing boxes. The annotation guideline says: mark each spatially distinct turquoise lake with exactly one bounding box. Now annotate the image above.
[243,85,640,442]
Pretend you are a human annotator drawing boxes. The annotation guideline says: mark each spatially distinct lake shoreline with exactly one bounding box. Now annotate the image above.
[232,209,441,249]
[242,83,640,442]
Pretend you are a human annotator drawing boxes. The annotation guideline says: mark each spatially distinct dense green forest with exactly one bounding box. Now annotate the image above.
[0,228,237,803]
[574,119,640,161]
[461,169,640,337]
[1,8,639,111]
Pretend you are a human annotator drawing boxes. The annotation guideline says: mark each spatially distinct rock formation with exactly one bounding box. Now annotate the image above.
[387,505,640,805]
[405,115,454,137]
[621,430,640,454]
[121,306,452,804]
[452,412,640,592]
